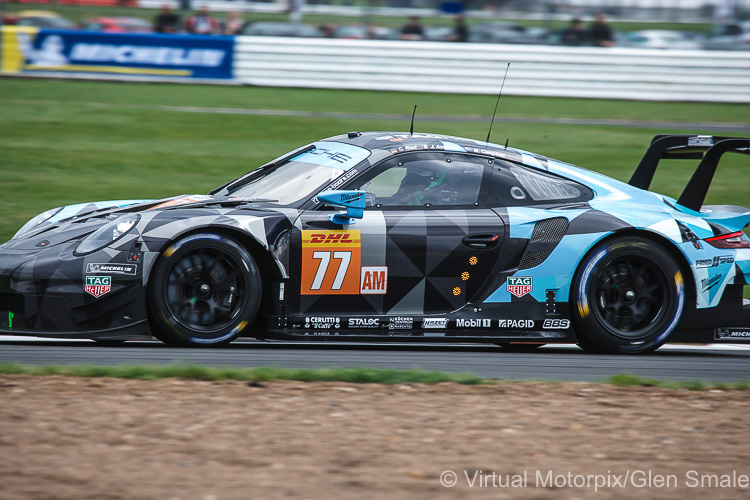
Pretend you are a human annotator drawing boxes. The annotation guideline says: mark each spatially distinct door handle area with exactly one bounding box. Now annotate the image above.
[462,234,500,249]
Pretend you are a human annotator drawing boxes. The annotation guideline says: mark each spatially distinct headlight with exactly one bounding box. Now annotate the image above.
[74,215,140,255]
[13,207,63,240]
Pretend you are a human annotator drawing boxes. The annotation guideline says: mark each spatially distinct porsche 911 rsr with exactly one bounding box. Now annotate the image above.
[1,132,748,354]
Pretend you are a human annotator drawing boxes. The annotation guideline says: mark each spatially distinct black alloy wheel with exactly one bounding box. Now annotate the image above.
[572,236,684,354]
[148,233,262,347]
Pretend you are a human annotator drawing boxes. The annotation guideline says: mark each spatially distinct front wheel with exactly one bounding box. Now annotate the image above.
[148,233,262,347]
[571,236,685,354]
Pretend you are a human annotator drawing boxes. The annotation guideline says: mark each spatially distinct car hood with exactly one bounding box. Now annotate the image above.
[6,194,284,248]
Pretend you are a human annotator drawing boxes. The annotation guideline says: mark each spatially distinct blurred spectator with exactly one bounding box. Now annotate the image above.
[400,16,424,40]
[184,6,219,35]
[366,23,384,40]
[223,10,245,35]
[560,18,588,45]
[449,14,468,42]
[2,14,19,26]
[154,4,180,34]
[319,23,337,38]
[715,0,737,23]
[589,12,615,47]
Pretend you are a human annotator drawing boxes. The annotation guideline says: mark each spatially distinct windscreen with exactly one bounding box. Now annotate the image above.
[228,141,371,205]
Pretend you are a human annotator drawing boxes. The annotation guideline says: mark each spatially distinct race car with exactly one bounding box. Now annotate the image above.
[1,132,749,353]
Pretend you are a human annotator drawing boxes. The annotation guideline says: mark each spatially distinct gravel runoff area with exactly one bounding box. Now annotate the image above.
[1,375,750,499]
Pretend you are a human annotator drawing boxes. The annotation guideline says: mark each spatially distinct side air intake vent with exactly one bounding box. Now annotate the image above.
[518,217,569,270]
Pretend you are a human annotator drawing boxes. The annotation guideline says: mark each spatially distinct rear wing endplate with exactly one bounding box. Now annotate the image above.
[628,135,750,212]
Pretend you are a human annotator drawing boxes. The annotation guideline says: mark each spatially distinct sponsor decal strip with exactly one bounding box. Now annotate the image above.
[507,277,533,298]
[26,64,190,76]
[85,276,111,298]
[86,263,137,275]
[715,328,750,340]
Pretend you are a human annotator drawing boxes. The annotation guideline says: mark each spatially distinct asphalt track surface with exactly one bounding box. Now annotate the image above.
[1,338,749,382]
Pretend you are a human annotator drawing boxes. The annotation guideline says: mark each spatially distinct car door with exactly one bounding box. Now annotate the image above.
[290,152,506,319]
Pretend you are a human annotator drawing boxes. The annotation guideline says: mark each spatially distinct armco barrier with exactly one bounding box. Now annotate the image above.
[2,28,749,103]
[233,36,750,103]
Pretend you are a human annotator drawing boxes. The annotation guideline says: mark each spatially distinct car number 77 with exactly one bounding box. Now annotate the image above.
[310,251,351,291]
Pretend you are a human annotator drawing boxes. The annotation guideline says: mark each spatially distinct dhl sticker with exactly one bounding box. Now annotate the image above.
[302,230,361,248]
[301,230,361,295]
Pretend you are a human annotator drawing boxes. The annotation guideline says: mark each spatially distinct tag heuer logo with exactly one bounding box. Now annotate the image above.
[85,276,111,298]
[507,277,533,298]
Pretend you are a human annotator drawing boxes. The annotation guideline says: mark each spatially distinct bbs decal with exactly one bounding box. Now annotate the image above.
[543,319,570,329]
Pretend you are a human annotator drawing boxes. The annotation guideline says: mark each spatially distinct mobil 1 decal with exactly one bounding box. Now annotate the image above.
[507,276,533,298]
[301,230,361,295]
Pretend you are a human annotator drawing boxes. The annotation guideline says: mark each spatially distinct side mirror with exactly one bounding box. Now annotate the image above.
[318,190,366,225]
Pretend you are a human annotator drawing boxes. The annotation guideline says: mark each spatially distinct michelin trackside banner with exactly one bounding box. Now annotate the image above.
[1,28,234,79]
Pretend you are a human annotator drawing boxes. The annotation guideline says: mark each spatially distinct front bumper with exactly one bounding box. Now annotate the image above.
[0,241,149,338]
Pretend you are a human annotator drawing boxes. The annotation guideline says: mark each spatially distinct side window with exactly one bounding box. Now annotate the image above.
[353,154,486,208]
[491,162,593,206]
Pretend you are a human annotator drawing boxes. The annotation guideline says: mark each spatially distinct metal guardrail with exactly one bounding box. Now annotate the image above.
[233,36,750,103]
[2,27,748,103]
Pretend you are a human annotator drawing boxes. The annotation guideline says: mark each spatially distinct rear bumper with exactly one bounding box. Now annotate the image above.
[673,294,750,343]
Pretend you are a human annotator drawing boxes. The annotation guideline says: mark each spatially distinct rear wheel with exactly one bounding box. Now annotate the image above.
[148,233,262,347]
[571,236,684,354]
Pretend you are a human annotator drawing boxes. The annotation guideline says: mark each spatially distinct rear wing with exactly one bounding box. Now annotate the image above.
[628,135,750,212]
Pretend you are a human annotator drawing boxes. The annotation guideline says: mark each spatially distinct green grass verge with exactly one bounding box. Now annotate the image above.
[0,363,484,384]
[5,79,748,123]
[0,363,748,390]
[2,3,714,32]
[606,373,750,391]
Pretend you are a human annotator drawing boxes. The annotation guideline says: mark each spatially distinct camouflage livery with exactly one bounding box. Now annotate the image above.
[0,131,748,353]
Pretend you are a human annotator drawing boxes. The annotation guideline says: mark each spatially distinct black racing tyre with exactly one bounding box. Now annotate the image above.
[571,236,685,355]
[148,233,262,347]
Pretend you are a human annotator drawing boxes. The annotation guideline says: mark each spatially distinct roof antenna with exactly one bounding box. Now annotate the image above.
[410,105,417,137]
[486,63,510,145]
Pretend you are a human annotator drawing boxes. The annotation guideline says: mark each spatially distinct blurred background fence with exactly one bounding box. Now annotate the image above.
[2,27,749,103]
[234,36,750,102]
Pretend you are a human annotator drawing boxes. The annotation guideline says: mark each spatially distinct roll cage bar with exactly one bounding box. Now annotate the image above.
[628,135,750,212]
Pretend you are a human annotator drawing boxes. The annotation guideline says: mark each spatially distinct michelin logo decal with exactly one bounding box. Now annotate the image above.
[68,44,225,67]
[20,31,234,79]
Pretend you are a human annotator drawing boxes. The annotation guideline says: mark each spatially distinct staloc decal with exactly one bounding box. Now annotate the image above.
[348,318,380,329]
